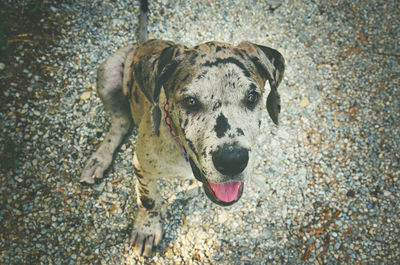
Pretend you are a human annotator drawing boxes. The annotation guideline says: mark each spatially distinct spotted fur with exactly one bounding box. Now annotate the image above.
[80,39,285,256]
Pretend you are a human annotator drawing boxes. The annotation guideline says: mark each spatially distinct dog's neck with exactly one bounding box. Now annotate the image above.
[164,98,189,162]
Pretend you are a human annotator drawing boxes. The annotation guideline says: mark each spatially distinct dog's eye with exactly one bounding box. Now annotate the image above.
[183,97,197,108]
[247,91,259,104]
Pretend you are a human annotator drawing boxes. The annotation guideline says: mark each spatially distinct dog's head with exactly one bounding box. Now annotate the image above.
[156,41,285,206]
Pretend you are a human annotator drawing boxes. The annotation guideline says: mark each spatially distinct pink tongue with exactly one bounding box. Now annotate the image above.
[209,181,242,202]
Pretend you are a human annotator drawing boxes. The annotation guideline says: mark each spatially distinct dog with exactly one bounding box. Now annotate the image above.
[80,0,285,257]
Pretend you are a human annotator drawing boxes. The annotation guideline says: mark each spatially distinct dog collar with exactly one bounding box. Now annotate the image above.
[164,99,189,162]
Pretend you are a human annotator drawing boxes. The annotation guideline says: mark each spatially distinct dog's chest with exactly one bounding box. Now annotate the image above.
[154,139,193,179]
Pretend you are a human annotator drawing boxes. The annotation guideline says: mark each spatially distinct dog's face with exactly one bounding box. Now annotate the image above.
[159,42,285,206]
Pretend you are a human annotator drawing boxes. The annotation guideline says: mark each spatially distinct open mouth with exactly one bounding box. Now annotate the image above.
[189,158,243,206]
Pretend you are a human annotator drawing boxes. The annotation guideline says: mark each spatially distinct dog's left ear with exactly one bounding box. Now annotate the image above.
[238,42,285,125]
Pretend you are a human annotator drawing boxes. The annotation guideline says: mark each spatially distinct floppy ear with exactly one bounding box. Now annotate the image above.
[151,44,185,135]
[238,42,285,125]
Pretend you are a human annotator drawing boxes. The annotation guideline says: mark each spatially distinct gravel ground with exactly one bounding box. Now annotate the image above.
[1,0,399,264]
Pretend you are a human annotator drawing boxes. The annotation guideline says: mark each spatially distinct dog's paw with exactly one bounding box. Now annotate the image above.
[130,210,163,257]
[80,153,112,184]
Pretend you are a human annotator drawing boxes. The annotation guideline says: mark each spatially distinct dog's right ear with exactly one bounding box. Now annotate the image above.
[151,45,185,136]
[255,44,285,125]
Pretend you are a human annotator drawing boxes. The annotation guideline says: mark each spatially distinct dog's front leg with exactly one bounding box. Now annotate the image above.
[80,46,134,184]
[130,153,163,257]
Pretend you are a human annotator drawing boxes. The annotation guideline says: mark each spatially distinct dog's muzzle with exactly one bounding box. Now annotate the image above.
[189,144,248,206]
[212,144,249,176]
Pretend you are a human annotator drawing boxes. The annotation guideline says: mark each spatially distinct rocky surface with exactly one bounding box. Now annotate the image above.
[0,0,399,264]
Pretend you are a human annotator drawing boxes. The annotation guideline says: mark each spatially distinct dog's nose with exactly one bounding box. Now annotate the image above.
[212,145,249,176]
